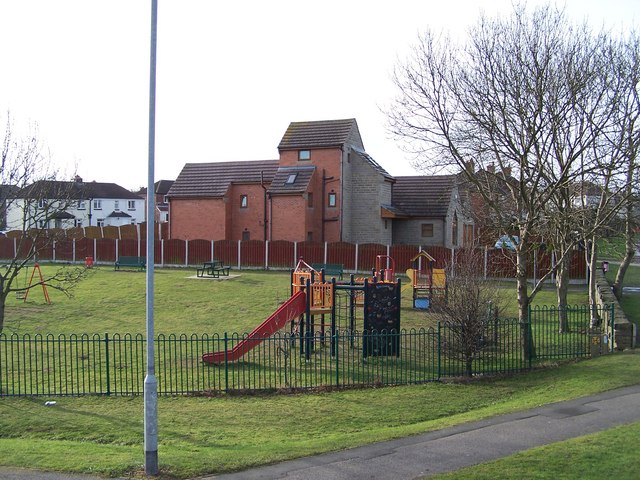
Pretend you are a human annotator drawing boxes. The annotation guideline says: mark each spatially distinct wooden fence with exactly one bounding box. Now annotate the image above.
[0,236,587,280]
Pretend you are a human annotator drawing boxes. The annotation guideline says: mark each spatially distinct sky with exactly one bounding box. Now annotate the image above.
[1,1,638,191]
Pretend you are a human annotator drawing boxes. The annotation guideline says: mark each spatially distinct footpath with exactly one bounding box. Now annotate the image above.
[2,384,640,480]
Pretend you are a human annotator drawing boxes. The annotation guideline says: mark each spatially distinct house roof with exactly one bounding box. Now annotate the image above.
[392,175,457,217]
[278,118,364,151]
[17,180,141,200]
[352,147,394,181]
[107,210,132,218]
[267,166,315,195]
[154,180,174,195]
[168,160,279,198]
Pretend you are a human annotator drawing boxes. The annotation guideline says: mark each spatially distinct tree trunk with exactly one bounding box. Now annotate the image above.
[612,201,636,300]
[556,255,570,333]
[588,239,601,329]
[516,248,533,359]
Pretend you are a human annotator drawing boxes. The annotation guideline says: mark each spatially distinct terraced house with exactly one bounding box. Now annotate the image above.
[167,119,473,247]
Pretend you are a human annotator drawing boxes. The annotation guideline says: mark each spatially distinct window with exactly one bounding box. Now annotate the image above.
[37,199,47,209]
[77,200,86,210]
[114,200,120,211]
[127,200,136,210]
[38,220,47,229]
[74,219,83,227]
[97,218,105,227]
[93,199,102,210]
[130,219,136,225]
[242,230,250,241]
[286,173,297,184]
[421,223,434,237]
[298,150,310,161]
[307,192,313,208]
[328,192,336,207]
[163,195,169,203]
[240,195,248,208]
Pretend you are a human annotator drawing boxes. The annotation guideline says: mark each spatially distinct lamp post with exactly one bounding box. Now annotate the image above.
[144,0,159,475]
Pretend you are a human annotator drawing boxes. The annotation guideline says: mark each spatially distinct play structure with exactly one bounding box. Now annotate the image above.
[201,257,402,365]
[406,250,447,310]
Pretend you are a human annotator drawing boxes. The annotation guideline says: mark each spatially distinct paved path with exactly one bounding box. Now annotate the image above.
[2,385,640,480]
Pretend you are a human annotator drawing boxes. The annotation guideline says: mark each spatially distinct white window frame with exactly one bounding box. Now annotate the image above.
[128,200,136,210]
[93,199,102,210]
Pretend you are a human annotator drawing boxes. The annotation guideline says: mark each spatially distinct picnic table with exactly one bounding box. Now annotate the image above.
[197,260,230,278]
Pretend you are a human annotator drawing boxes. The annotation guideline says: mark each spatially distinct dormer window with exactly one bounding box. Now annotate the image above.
[298,150,310,161]
[286,173,297,184]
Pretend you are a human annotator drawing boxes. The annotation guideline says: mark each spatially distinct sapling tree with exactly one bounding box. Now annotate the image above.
[0,114,90,334]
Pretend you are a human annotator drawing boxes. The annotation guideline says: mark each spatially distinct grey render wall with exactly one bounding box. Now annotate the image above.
[347,152,392,244]
[392,218,446,245]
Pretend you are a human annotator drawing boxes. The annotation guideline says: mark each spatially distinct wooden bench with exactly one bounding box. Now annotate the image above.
[115,256,146,271]
[197,260,230,278]
[312,263,344,280]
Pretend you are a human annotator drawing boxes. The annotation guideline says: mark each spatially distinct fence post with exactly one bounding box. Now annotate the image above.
[160,239,164,267]
[354,243,359,273]
[115,238,119,262]
[265,240,269,270]
[333,328,340,388]
[293,241,297,267]
[211,240,215,263]
[437,322,442,380]
[237,240,241,270]
[484,246,488,279]
[224,332,229,393]
[324,241,328,264]
[105,333,111,396]
[185,239,189,267]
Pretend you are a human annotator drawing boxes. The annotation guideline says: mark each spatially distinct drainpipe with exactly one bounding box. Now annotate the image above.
[260,171,268,241]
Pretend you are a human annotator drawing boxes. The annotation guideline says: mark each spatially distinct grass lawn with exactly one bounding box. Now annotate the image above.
[0,351,638,479]
[432,421,640,480]
[0,264,636,478]
[2,265,587,336]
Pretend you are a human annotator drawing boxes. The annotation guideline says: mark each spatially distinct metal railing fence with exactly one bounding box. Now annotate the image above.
[0,305,613,396]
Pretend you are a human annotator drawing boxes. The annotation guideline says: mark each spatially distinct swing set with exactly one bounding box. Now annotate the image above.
[16,263,51,304]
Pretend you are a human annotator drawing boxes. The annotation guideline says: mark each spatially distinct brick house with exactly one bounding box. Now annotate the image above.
[168,119,395,243]
[168,118,473,246]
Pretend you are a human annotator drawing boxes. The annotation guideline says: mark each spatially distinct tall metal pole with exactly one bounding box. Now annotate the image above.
[144,0,159,475]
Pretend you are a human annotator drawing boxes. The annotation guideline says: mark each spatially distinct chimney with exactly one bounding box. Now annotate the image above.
[502,167,512,177]
[487,164,495,174]
[74,175,83,183]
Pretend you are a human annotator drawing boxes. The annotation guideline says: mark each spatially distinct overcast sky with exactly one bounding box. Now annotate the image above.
[1,1,638,190]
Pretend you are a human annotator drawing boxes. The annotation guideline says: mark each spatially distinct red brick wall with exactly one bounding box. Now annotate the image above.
[229,184,268,241]
[169,198,227,240]
[279,148,343,242]
[271,195,307,241]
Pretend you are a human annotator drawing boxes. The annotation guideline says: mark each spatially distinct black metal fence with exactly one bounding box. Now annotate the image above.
[0,305,614,397]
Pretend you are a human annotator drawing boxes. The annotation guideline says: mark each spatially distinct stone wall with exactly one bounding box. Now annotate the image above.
[594,269,636,351]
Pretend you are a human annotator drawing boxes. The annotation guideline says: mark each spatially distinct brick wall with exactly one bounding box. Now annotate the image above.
[229,184,268,241]
[169,198,227,240]
[271,195,308,241]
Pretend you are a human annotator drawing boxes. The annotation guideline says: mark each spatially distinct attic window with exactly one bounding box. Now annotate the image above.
[298,150,310,161]
[286,173,297,184]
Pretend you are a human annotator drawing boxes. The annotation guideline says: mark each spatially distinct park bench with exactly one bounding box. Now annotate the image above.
[312,263,344,280]
[114,256,146,271]
[197,260,230,278]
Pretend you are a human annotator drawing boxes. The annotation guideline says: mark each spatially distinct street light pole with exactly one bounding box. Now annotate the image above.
[144,0,159,475]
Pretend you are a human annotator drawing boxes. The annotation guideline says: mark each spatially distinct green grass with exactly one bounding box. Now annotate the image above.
[432,421,640,480]
[596,234,639,260]
[1,264,638,478]
[0,351,639,478]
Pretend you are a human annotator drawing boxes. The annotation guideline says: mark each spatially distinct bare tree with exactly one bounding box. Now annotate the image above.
[435,247,506,377]
[610,32,640,300]
[0,113,90,334]
[386,4,635,336]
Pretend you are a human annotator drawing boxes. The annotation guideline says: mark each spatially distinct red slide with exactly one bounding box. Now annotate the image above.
[202,291,306,365]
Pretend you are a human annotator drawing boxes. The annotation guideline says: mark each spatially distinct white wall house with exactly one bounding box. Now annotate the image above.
[6,178,145,231]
